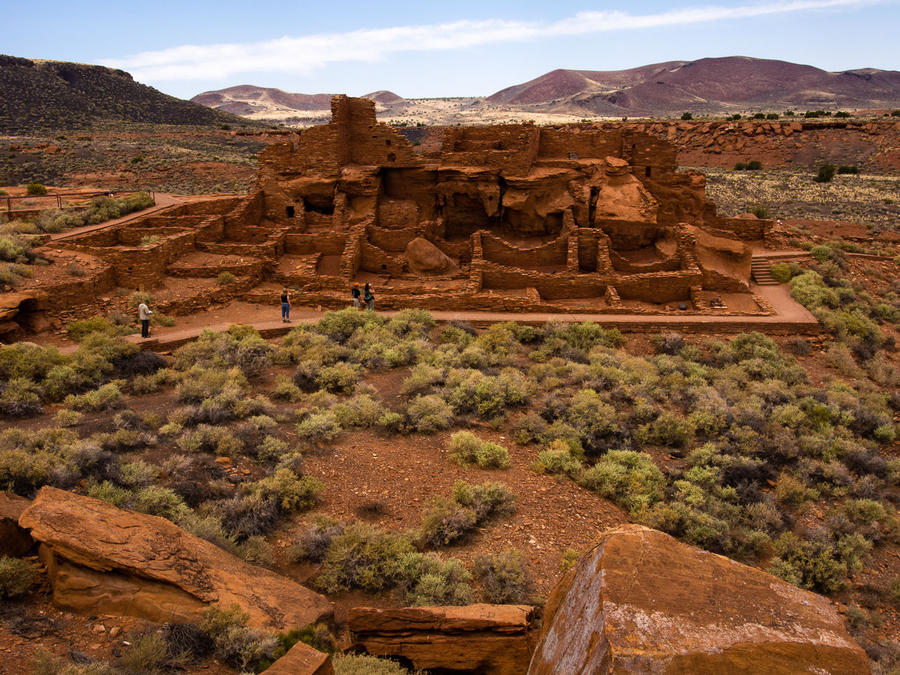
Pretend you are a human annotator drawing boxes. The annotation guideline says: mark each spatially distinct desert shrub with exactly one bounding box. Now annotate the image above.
[681,111,693,120]
[418,498,478,547]
[173,328,273,377]
[246,469,323,513]
[271,375,302,401]
[734,162,748,170]
[747,160,763,170]
[118,459,160,487]
[400,555,475,606]
[256,435,290,462]
[201,604,278,671]
[406,394,453,433]
[333,393,385,428]
[452,480,516,522]
[579,450,665,514]
[217,493,280,540]
[0,341,66,381]
[401,363,444,395]
[837,165,859,174]
[288,517,346,563]
[769,531,871,594]
[177,425,243,456]
[0,377,43,417]
[67,316,132,341]
[751,204,770,219]
[387,308,436,337]
[316,307,382,344]
[332,654,412,675]
[115,631,176,672]
[511,412,549,445]
[474,549,534,604]
[535,439,584,478]
[770,263,793,283]
[814,163,836,183]
[0,556,37,598]
[217,271,235,285]
[443,368,530,419]
[53,408,82,427]
[161,623,214,664]
[63,382,124,412]
[562,388,628,456]
[132,486,190,521]
[114,350,167,378]
[640,412,694,448]
[26,182,47,195]
[87,480,133,507]
[447,431,510,469]
[291,360,322,392]
[654,333,685,355]
[297,409,342,443]
[315,522,416,593]
[316,362,360,393]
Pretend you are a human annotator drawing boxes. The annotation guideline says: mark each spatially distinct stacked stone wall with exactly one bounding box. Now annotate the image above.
[480,232,568,269]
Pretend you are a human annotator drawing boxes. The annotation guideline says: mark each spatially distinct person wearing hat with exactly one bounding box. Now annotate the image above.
[280,288,291,323]
[351,283,361,309]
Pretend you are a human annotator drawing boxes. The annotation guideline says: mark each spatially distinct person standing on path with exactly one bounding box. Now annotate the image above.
[364,282,375,311]
[281,289,291,323]
[351,283,361,309]
[137,299,152,338]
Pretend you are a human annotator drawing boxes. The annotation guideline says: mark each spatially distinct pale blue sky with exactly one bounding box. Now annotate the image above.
[4,0,899,99]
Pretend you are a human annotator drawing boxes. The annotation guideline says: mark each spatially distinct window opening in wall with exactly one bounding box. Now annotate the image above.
[385,139,391,146]
[387,152,396,162]
[286,205,295,218]
[645,166,652,177]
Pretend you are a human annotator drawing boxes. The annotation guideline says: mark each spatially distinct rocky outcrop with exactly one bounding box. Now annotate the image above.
[405,237,459,275]
[529,524,870,675]
[265,640,333,675]
[18,487,333,630]
[349,604,536,674]
[0,492,33,556]
[686,224,752,292]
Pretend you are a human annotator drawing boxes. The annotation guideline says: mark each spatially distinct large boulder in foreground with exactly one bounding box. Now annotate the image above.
[529,524,869,675]
[19,487,333,630]
[350,604,536,674]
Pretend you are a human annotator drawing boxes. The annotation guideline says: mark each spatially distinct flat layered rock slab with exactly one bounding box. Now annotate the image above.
[265,640,333,675]
[19,487,333,630]
[529,524,870,675]
[350,604,536,675]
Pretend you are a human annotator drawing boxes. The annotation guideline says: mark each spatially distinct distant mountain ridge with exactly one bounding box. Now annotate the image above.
[0,54,248,134]
[487,57,900,114]
[192,56,900,123]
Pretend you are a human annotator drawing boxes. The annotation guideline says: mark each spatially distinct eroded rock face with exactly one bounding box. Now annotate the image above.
[528,524,870,675]
[405,237,459,275]
[349,604,536,674]
[265,640,333,675]
[19,487,333,630]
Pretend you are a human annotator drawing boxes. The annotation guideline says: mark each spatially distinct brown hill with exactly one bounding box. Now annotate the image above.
[0,54,248,134]
[192,86,404,117]
[487,56,900,115]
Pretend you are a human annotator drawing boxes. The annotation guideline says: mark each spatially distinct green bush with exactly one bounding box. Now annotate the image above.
[400,555,475,606]
[447,431,510,469]
[452,480,516,522]
[332,654,413,675]
[406,394,453,433]
[63,382,125,412]
[747,160,763,170]
[201,604,277,671]
[315,522,416,593]
[67,316,132,341]
[247,469,323,513]
[297,410,342,443]
[751,205,770,219]
[815,164,836,183]
[837,165,859,174]
[681,112,693,120]
[769,531,871,594]
[0,556,37,598]
[316,362,360,393]
[418,498,478,547]
[770,263,793,283]
[0,377,43,417]
[26,183,47,196]
[579,450,665,514]
[217,271,235,285]
[474,549,534,603]
[535,439,583,478]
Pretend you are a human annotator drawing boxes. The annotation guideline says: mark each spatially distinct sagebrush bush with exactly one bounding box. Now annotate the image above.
[406,394,453,433]
[201,604,277,671]
[579,450,665,515]
[63,382,125,412]
[474,549,534,604]
[418,498,478,547]
[0,556,37,598]
[447,431,510,469]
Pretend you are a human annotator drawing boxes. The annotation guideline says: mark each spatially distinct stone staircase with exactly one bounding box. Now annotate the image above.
[751,257,780,285]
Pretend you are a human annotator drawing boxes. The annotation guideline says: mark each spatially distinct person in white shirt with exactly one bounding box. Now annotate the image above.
[138,300,153,338]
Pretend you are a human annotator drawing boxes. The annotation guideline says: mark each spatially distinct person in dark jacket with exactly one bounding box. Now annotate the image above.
[351,283,361,309]
[364,283,374,311]
[280,289,291,322]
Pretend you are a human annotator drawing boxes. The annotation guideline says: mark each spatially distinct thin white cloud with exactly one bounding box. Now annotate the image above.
[104,0,883,82]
